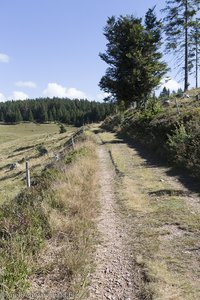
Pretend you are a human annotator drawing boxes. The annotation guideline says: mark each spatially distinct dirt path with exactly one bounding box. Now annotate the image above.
[88,143,141,300]
[93,130,200,300]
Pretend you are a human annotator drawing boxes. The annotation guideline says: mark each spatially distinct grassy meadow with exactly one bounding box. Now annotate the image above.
[0,123,75,204]
[0,124,99,299]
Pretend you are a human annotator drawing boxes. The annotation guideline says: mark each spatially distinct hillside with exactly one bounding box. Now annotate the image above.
[101,88,200,181]
[95,128,200,299]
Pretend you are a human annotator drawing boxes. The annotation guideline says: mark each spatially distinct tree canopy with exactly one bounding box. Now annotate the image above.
[162,0,200,91]
[99,8,168,108]
[0,98,113,125]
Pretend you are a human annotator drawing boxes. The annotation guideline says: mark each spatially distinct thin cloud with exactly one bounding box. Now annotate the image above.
[96,92,111,101]
[43,83,87,99]
[15,81,37,88]
[0,53,10,63]
[160,78,181,91]
[0,93,6,102]
[9,91,29,101]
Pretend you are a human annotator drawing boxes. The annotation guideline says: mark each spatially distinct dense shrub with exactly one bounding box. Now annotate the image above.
[36,144,48,156]
[101,105,200,180]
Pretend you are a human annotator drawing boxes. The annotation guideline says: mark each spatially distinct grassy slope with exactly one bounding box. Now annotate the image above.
[102,88,200,181]
[0,129,99,299]
[98,130,200,300]
[0,123,75,204]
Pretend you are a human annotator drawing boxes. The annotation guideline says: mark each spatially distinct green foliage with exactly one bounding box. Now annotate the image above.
[159,87,170,99]
[59,123,67,134]
[0,98,114,125]
[28,109,34,122]
[36,144,48,156]
[176,88,184,98]
[0,187,52,295]
[162,0,200,91]
[189,19,200,88]
[102,104,200,180]
[64,147,88,165]
[167,123,190,150]
[99,8,168,108]
[142,99,163,120]
[0,135,98,298]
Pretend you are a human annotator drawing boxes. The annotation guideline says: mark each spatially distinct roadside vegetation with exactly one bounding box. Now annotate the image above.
[0,0,199,299]
[0,123,75,205]
[0,128,99,299]
[101,89,200,182]
[98,129,200,299]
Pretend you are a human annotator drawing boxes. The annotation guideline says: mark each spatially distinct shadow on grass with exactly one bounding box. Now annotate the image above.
[14,145,35,152]
[0,171,23,181]
[149,189,191,197]
[102,139,124,145]
[102,130,200,195]
[124,136,200,194]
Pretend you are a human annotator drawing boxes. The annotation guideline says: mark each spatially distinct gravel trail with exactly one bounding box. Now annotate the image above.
[88,144,139,300]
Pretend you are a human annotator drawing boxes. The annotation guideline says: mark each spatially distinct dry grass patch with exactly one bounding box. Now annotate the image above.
[0,134,99,300]
[118,176,151,213]
[0,123,75,205]
[26,139,99,300]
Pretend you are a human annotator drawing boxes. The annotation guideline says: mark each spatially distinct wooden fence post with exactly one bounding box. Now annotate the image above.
[175,98,180,115]
[71,136,75,150]
[26,161,31,188]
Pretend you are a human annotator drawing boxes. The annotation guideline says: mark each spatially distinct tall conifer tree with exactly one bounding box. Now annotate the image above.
[189,19,200,88]
[162,0,200,91]
[99,9,167,108]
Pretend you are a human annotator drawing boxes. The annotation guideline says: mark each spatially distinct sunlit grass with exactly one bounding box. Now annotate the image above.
[97,128,200,300]
[0,135,99,299]
[0,123,75,204]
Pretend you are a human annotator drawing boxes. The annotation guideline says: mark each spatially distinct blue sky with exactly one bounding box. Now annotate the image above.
[0,0,183,102]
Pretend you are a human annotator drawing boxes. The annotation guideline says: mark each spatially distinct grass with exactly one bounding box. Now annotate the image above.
[0,123,75,205]
[99,129,200,300]
[0,133,99,299]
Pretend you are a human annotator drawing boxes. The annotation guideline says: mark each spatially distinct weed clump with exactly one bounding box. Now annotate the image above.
[36,144,48,156]
[64,147,88,164]
[101,103,200,180]
[0,177,52,296]
[59,124,67,134]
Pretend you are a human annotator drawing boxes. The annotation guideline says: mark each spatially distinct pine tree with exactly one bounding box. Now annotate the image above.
[159,86,170,98]
[99,10,167,108]
[15,108,23,123]
[28,109,34,122]
[0,98,114,125]
[162,0,200,91]
[48,110,54,122]
[189,18,200,88]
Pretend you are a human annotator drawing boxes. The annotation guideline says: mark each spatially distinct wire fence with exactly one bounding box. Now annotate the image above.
[25,126,86,188]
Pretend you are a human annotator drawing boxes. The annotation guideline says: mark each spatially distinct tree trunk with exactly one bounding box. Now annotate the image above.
[196,30,198,89]
[184,0,189,91]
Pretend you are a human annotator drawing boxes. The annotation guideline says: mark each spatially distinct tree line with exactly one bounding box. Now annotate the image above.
[0,98,113,125]
[99,0,200,108]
